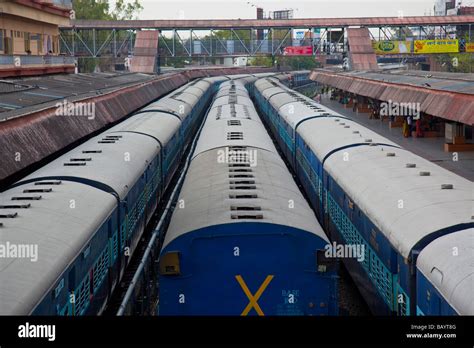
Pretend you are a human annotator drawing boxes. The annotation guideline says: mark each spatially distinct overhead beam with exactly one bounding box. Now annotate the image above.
[62,15,474,30]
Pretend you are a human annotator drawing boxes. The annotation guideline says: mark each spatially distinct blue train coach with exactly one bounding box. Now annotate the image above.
[158,80,338,316]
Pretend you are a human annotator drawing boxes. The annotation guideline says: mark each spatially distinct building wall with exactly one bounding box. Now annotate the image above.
[0,14,60,55]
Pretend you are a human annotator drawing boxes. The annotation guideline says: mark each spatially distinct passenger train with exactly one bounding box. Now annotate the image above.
[0,76,228,315]
[158,78,338,316]
[251,77,473,316]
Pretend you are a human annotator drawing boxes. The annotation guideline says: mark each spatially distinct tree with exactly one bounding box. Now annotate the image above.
[279,56,319,70]
[249,56,273,67]
[111,0,143,20]
[72,0,143,72]
[73,0,112,20]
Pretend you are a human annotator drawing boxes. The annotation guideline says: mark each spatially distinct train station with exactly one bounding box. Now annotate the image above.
[0,0,473,345]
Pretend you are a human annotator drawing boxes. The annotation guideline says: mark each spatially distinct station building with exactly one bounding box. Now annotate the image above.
[0,0,74,77]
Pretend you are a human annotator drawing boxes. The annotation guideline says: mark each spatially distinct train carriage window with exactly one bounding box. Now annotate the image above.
[54,279,65,299]
[83,245,91,259]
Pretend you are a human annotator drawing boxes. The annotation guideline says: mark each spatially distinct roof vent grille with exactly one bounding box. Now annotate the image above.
[229,174,254,178]
[231,206,261,211]
[23,188,52,193]
[386,153,396,157]
[70,158,92,162]
[406,163,416,168]
[229,163,250,168]
[227,132,244,140]
[12,196,42,201]
[64,162,86,166]
[231,214,263,220]
[419,171,431,176]
[0,204,31,209]
[82,150,102,154]
[230,185,257,190]
[229,168,253,173]
[230,180,255,185]
[441,184,454,190]
[35,181,62,185]
[229,194,258,199]
[0,212,18,218]
[228,120,242,126]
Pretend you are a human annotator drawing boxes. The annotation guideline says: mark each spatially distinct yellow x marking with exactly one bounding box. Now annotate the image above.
[235,275,274,316]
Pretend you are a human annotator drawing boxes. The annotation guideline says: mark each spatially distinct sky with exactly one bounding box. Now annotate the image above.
[121,0,460,20]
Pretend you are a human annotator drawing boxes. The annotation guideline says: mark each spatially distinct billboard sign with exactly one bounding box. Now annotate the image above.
[283,46,313,56]
[295,31,305,40]
[372,41,411,54]
[414,39,459,54]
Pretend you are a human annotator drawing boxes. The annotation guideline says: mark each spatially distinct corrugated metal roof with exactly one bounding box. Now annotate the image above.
[310,69,474,125]
[0,72,156,121]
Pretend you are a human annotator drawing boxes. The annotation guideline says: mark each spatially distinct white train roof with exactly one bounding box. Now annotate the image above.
[163,147,327,249]
[193,116,274,158]
[254,78,279,91]
[18,131,160,200]
[211,95,255,108]
[0,181,116,314]
[278,102,331,129]
[164,80,328,248]
[262,86,288,101]
[215,88,249,99]
[188,79,212,90]
[109,112,181,146]
[417,229,474,315]
[142,97,192,119]
[179,86,206,99]
[203,76,231,84]
[227,74,253,80]
[207,103,259,122]
[298,116,472,258]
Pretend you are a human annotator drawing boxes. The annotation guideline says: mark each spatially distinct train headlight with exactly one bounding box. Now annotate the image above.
[159,251,181,276]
